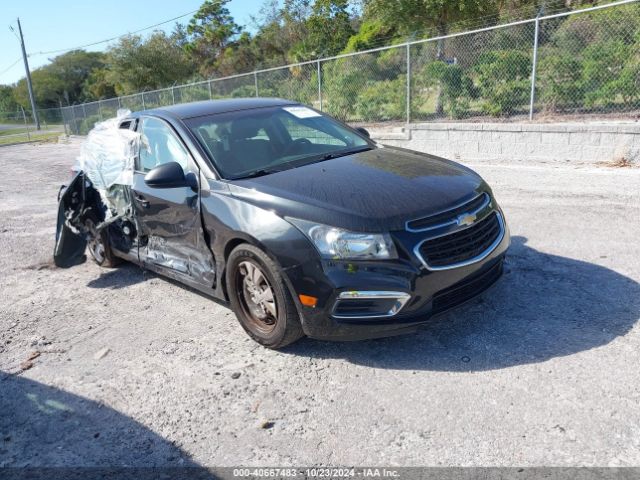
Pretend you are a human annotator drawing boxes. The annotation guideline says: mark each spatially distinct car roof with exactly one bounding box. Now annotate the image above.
[136,97,298,120]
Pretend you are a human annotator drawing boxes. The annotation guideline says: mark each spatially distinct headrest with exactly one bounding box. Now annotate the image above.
[230,117,262,141]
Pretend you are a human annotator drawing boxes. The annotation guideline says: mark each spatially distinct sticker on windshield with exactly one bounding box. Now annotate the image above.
[283,106,321,118]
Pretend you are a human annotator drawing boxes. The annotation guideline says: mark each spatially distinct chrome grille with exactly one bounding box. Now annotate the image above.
[414,211,504,270]
[406,193,489,232]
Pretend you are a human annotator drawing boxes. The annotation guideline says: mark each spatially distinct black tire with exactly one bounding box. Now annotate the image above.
[226,244,304,349]
[85,218,121,268]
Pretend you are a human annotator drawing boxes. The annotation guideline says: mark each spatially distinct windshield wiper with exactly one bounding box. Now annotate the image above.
[232,146,374,179]
[316,146,373,162]
[232,167,285,180]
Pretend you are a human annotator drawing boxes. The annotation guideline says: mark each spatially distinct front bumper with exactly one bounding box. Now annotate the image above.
[283,218,510,341]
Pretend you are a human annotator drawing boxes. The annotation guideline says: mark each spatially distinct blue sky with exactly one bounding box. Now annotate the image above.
[0,0,261,85]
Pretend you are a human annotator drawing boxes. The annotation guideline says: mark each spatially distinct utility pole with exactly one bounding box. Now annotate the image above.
[16,18,40,130]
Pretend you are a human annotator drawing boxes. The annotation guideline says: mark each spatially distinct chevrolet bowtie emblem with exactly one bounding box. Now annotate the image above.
[457,213,476,227]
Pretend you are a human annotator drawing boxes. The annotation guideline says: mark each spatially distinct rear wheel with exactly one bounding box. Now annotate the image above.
[226,244,304,349]
[85,218,121,268]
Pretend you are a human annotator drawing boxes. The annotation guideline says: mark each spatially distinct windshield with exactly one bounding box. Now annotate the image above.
[185,105,372,179]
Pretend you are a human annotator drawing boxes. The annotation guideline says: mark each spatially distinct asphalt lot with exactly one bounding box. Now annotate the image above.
[0,139,639,467]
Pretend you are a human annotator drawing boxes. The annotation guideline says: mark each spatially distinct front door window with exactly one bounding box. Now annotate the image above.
[137,117,190,173]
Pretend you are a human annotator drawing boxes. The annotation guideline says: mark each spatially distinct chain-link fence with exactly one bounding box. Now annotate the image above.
[3,0,637,138]
[0,107,64,145]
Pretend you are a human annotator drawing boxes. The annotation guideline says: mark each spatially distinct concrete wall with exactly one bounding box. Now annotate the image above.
[371,122,640,165]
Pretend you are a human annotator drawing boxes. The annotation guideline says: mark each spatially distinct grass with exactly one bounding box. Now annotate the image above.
[0,127,31,137]
[0,131,61,146]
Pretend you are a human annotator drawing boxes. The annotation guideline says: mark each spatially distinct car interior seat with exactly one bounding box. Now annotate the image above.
[229,117,273,171]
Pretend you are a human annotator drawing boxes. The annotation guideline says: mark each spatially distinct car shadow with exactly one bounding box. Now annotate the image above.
[85,261,230,309]
[86,263,148,290]
[285,236,640,371]
[0,373,213,477]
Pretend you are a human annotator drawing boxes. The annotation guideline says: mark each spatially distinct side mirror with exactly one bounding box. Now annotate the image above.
[356,127,370,138]
[144,162,198,190]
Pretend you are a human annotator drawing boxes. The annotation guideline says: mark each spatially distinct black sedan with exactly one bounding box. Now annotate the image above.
[55,98,510,348]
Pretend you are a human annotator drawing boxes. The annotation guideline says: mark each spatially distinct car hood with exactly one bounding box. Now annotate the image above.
[226,145,486,232]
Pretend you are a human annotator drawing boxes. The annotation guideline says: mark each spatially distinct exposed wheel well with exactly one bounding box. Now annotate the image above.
[221,238,252,301]
[224,238,249,262]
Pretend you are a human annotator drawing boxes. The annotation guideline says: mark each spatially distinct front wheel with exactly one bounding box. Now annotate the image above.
[85,218,121,268]
[226,244,304,349]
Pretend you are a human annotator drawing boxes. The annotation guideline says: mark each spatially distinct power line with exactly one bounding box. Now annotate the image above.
[28,8,200,57]
[0,57,22,76]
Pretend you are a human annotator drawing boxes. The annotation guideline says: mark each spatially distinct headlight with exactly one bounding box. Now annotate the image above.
[288,219,397,260]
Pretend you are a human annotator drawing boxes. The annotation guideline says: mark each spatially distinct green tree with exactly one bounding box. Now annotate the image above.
[0,85,18,113]
[83,68,117,100]
[254,0,313,64]
[186,0,242,76]
[365,0,501,56]
[299,0,354,58]
[106,32,196,95]
[48,50,107,100]
[354,77,405,121]
[215,32,259,76]
[538,53,584,111]
[364,0,500,113]
[474,50,531,116]
[581,40,629,107]
[343,19,394,53]
[13,68,66,109]
[419,61,474,118]
[13,50,107,108]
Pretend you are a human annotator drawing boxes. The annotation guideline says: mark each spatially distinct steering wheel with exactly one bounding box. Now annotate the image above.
[283,138,312,156]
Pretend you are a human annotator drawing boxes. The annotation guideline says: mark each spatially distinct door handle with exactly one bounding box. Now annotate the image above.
[134,193,150,208]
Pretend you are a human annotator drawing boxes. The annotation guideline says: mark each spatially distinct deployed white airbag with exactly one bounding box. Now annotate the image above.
[75,110,139,190]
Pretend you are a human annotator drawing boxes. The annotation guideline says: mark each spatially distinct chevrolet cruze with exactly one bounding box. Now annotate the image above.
[55,98,510,348]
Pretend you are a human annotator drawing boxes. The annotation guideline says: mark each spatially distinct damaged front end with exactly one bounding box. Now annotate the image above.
[53,111,140,268]
[54,171,103,267]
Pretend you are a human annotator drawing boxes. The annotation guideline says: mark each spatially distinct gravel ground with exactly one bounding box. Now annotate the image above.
[0,139,639,468]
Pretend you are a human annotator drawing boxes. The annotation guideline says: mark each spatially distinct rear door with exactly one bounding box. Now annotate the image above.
[132,115,215,287]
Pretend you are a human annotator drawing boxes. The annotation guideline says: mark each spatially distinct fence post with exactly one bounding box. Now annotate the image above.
[317,60,323,111]
[70,105,78,135]
[208,80,212,99]
[254,72,259,97]
[59,100,68,136]
[141,92,146,111]
[98,101,103,120]
[20,106,30,142]
[171,86,176,104]
[406,43,411,124]
[117,97,121,110]
[529,12,541,121]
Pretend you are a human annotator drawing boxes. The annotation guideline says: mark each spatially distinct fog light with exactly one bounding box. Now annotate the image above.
[332,291,411,319]
[298,294,318,307]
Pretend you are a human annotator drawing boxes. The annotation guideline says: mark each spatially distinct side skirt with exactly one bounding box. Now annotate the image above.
[113,248,228,304]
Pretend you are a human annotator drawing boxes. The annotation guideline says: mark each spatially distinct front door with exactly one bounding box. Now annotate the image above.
[132,116,215,288]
